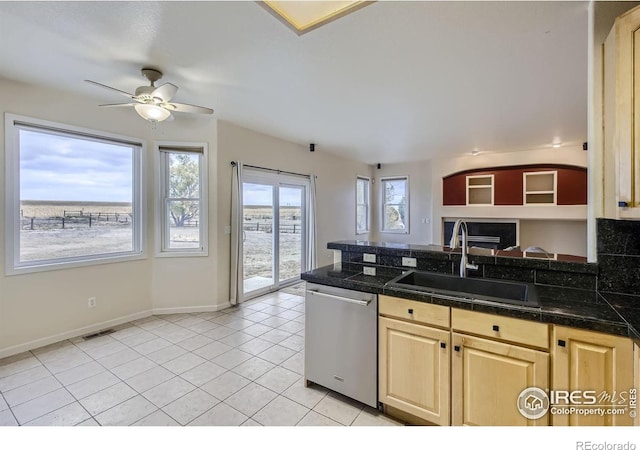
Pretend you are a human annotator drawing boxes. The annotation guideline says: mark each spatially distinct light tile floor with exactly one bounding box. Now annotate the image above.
[0,290,402,427]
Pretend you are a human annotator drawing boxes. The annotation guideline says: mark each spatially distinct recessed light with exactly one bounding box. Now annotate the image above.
[471,149,480,156]
[552,142,562,148]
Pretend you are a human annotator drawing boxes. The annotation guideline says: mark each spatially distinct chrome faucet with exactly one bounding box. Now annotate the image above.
[449,219,479,278]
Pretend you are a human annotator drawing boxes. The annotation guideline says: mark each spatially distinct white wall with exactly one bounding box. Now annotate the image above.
[520,220,587,257]
[369,160,433,245]
[430,145,588,251]
[0,80,372,356]
[215,121,372,307]
[0,77,218,355]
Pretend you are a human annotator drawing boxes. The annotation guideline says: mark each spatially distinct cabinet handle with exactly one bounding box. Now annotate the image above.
[558,339,566,347]
[454,345,461,352]
[492,325,499,332]
[440,342,446,349]
[408,308,413,314]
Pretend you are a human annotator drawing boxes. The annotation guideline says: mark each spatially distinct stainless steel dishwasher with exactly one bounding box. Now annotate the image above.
[304,283,378,408]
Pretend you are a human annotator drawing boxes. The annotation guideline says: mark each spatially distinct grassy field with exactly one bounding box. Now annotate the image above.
[20,200,132,218]
[19,201,134,262]
[243,205,303,285]
[17,201,303,281]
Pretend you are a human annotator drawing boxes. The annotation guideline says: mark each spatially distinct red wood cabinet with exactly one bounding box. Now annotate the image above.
[442,165,587,206]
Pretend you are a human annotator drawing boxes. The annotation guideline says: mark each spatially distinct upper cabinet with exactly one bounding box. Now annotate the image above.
[443,165,587,207]
[604,6,640,218]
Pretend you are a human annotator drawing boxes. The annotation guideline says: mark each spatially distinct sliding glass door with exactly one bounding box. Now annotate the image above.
[242,170,308,299]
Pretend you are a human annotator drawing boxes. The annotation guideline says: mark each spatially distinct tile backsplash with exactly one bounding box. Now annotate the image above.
[331,241,598,290]
[597,218,640,296]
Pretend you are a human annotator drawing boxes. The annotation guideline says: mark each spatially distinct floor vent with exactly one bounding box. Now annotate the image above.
[82,329,115,340]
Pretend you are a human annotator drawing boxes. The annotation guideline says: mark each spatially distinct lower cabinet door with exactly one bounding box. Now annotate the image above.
[452,333,549,426]
[551,326,634,426]
[379,317,450,425]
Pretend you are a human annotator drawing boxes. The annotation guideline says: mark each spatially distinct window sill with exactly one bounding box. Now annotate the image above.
[155,249,209,258]
[380,229,409,234]
[6,252,147,276]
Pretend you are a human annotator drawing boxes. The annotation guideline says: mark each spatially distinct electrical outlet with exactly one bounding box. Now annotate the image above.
[224,226,231,234]
[88,297,96,308]
[402,257,417,268]
[363,266,376,276]
[363,253,376,263]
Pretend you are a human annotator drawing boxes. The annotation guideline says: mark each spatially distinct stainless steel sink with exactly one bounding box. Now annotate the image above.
[386,270,540,307]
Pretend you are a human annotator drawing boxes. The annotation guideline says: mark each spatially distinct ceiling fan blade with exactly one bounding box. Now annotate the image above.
[85,80,135,99]
[163,102,214,115]
[98,103,136,108]
[152,83,178,102]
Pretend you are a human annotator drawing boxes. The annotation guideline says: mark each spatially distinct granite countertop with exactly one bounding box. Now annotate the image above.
[301,262,640,342]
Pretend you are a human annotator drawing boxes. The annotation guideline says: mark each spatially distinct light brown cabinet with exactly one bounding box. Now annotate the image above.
[451,332,549,426]
[450,309,550,426]
[604,5,640,217]
[379,316,450,425]
[378,295,635,426]
[551,325,634,426]
[378,295,451,425]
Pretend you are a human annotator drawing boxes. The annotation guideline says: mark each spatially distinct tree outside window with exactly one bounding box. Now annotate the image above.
[382,177,408,232]
[159,145,207,254]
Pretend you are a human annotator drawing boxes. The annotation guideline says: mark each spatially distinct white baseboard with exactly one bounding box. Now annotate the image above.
[0,309,153,359]
[0,302,233,359]
[152,302,232,315]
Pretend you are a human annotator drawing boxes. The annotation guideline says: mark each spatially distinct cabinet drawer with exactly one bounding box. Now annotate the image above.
[379,295,450,328]
[451,309,549,349]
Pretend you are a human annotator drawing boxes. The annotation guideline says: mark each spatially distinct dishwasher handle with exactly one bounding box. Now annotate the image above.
[307,290,372,306]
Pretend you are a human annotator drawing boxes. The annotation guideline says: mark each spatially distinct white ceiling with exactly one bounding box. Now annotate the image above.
[0,1,588,164]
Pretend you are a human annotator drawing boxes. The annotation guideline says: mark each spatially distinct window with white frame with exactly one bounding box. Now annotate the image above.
[157,144,208,254]
[4,114,144,274]
[381,176,409,233]
[356,176,370,234]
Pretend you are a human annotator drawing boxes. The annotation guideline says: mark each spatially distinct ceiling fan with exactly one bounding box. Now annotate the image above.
[85,68,214,123]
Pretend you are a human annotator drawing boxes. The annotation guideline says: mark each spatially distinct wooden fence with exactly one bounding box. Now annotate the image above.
[21,212,132,230]
[242,223,301,234]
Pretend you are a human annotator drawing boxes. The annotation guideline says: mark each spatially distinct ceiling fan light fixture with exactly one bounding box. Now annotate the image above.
[134,103,171,122]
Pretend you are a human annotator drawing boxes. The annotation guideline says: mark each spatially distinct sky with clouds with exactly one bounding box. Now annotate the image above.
[19,129,306,206]
[19,129,133,203]
[243,183,302,207]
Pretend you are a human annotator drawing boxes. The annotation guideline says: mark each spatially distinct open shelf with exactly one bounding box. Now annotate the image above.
[466,175,494,205]
[524,171,557,205]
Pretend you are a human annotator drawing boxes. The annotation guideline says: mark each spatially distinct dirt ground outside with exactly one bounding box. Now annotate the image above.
[17,202,303,276]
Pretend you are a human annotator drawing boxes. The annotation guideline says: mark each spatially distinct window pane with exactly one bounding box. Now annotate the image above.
[19,129,134,262]
[384,205,406,230]
[167,200,200,249]
[384,179,406,204]
[357,179,365,203]
[357,205,367,231]
[169,153,199,199]
[279,186,303,282]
